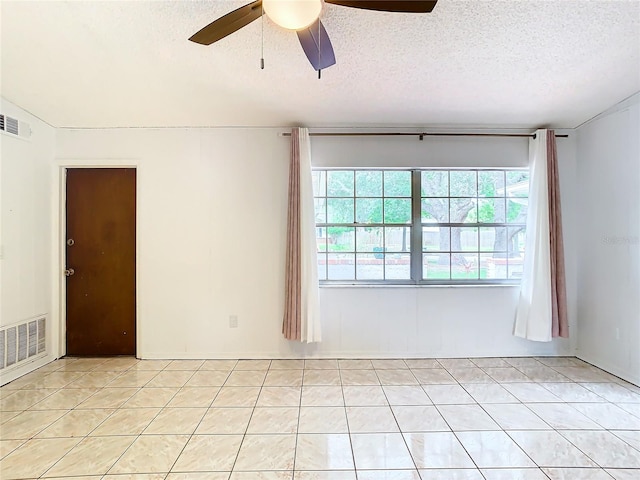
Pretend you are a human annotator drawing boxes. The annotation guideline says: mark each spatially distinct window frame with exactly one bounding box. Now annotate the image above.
[313,168,528,286]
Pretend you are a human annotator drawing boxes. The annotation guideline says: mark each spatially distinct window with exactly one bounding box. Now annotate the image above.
[313,169,528,284]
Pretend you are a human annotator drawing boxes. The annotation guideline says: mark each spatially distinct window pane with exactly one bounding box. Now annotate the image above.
[452,227,478,251]
[312,170,326,196]
[327,253,354,280]
[479,227,507,252]
[384,198,411,223]
[480,253,507,280]
[317,253,327,280]
[422,198,449,222]
[316,227,327,252]
[450,171,477,197]
[506,171,529,197]
[385,254,410,279]
[478,171,505,197]
[356,198,383,223]
[507,198,527,223]
[450,198,476,223]
[314,198,326,223]
[385,227,411,252]
[452,253,479,279]
[508,227,526,257]
[384,171,411,197]
[477,198,505,223]
[507,225,525,281]
[422,226,450,251]
[327,171,354,197]
[356,254,384,280]
[424,253,450,280]
[508,255,525,280]
[356,227,383,252]
[327,227,354,252]
[421,170,448,197]
[355,170,382,197]
[315,168,528,284]
[327,198,354,223]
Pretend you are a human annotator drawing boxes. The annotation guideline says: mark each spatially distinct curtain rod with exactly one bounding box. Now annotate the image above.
[281,132,568,139]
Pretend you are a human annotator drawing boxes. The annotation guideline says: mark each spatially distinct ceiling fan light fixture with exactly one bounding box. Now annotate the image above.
[263,0,323,30]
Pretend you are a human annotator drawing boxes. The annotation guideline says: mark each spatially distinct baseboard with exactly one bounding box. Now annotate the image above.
[0,353,57,386]
[137,351,576,361]
[576,353,640,387]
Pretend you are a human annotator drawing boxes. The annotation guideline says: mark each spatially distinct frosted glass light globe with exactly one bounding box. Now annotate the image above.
[263,0,323,31]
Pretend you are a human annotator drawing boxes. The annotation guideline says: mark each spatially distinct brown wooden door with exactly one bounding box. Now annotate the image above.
[65,168,136,356]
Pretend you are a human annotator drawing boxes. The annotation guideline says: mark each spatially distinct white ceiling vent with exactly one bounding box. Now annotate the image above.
[0,113,32,140]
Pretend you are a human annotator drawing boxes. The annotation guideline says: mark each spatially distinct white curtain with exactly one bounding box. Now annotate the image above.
[283,127,321,343]
[514,129,553,341]
[298,128,321,343]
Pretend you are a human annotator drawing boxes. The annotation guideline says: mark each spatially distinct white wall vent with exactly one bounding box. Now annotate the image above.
[0,113,32,140]
[0,318,46,371]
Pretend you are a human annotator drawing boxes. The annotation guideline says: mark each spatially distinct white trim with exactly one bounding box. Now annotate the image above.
[0,313,48,329]
[0,353,57,386]
[138,351,572,360]
[577,353,640,387]
[52,159,140,358]
[0,129,31,142]
[575,91,640,129]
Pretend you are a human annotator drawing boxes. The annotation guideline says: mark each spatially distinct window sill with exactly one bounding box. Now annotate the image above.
[319,283,520,288]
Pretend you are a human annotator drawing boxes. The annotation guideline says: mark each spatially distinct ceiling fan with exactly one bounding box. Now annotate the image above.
[189,1,438,74]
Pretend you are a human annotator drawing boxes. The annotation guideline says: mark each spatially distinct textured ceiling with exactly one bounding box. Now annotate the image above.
[1,0,639,129]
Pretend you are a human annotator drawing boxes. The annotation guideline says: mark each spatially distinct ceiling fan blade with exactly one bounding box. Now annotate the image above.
[324,0,437,13]
[297,19,336,71]
[189,0,263,45]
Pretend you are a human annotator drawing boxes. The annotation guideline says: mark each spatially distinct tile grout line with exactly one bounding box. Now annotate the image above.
[469,394,545,475]
[107,361,231,477]
[35,361,144,478]
[451,360,546,475]
[161,364,233,478]
[372,358,421,474]
[164,361,233,478]
[225,360,271,475]
[291,360,307,477]
[552,428,626,472]
[415,363,487,477]
[295,363,335,474]
[338,360,359,478]
[1,356,639,479]
[101,362,196,477]
[417,359,548,478]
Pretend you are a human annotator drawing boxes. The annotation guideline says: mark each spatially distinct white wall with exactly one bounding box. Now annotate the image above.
[313,130,577,358]
[0,99,56,384]
[576,93,640,385]
[54,128,576,359]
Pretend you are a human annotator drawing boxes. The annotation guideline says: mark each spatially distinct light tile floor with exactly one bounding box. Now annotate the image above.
[1,356,639,479]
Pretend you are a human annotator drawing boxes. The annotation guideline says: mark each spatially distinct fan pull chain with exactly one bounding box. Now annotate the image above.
[260,2,265,69]
[317,19,321,79]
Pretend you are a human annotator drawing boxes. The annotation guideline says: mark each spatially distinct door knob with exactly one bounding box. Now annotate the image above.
[64,268,75,277]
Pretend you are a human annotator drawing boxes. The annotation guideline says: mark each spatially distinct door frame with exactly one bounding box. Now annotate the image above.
[52,159,140,359]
